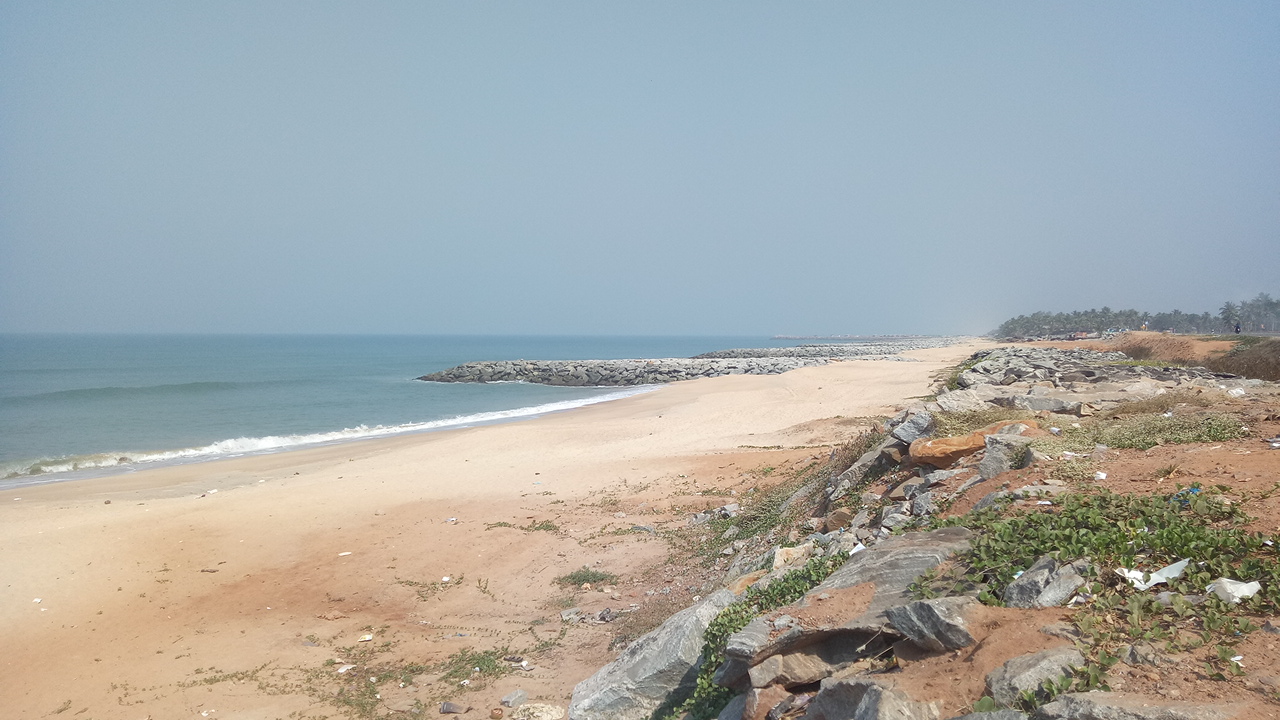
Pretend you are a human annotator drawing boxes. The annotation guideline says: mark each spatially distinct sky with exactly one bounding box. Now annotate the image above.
[1,2,1277,336]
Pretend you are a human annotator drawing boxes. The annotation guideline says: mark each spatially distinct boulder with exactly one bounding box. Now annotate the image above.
[824,507,856,533]
[885,597,976,652]
[1012,395,1082,415]
[986,646,1084,707]
[910,421,1036,469]
[744,684,791,720]
[747,642,869,688]
[1003,556,1089,609]
[802,677,940,720]
[717,693,747,720]
[716,528,972,689]
[892,411,937,444]
[978,435,1035,480]
[569,590,737,720]
[936,388,991,412]
[1033,691,1234,719]
[773,542,815,571]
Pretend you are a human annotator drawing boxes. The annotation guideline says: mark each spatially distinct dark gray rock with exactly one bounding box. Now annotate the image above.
[1004,556,1089,609]
[1013,396,1082,414]
[892,411,937,445]
[978,435,1034,480]
[717,693,747,720]
[569,590,736,720]
[885,596,976,652]
[1032,691,1233,719]
[986,646,1084,707]
[802,677,940,720]
[717,528,972,689]
[911,491,939,517]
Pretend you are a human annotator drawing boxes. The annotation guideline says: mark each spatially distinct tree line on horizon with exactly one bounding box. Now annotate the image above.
[995,292,1279,338]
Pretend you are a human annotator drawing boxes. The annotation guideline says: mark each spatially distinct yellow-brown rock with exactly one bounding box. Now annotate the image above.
[909,419,1038,468]
[823,507,854,533]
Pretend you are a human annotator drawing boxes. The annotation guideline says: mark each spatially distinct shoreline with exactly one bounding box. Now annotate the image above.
[0,340,995,717]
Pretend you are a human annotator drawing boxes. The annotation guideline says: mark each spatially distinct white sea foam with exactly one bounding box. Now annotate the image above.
[0,386,656,487]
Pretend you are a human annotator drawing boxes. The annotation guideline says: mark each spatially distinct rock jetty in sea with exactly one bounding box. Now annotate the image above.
[417,338,962,387]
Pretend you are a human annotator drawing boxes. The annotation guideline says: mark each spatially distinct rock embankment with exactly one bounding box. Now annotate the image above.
[417,338,956,386]
[567,345,1271,720]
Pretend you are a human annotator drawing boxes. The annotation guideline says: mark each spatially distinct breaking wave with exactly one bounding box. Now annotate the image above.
[0,386,655,486]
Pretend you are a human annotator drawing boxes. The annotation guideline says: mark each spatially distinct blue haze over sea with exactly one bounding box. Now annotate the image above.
[0,335,800,488]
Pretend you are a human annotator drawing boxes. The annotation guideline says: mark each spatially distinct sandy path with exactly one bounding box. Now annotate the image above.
[0,341,993,719]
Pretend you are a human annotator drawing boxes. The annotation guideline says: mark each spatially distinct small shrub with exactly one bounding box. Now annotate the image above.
[554,567,618,586]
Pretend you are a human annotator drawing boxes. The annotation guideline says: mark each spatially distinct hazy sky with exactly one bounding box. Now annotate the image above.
[2,2,1277,336]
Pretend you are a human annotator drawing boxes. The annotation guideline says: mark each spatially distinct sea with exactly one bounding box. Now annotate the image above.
[0,334,802,490]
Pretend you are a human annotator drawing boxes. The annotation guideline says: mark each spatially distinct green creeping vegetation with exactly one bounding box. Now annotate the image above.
[434,647,512,686]
[555,566,618,586]
[919,487,1280,711]
[652,552,850,720]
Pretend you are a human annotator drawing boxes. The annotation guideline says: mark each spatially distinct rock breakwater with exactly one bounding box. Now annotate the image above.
[417,338,959,386]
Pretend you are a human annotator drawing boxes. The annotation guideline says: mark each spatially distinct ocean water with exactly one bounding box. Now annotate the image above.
[0,334,796,488]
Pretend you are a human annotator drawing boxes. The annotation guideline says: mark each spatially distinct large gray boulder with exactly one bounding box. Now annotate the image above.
[802,677,940,720]
[978,435,1035,480]
[1003,556,1089,609]
[986,646,1084,707]
[569,590,736,720]
[1032,691,1234,719]
[885,596,976,652]
[892,410,937,445]
[717,528,973,689]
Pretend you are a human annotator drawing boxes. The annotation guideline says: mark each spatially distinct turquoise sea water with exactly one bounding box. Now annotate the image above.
[0,334,795,488]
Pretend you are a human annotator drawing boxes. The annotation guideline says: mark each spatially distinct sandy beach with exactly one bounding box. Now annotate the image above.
[0,341,994,719]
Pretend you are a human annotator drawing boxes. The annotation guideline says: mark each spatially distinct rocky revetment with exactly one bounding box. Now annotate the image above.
[564,343,1280,719]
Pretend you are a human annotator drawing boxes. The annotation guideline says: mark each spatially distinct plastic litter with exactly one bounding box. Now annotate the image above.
[1207,577,1261,604]
[1116,558,1190,591]
[1161,411,1173,418]
[358,634,373,642]
[1094,471,1107,481]
[336,664,356,674]
[1228,387,1246,397]
[32,598,40,603]
[442,576,451,582]
[1049,427,1062,436]
[338,552,352,557]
